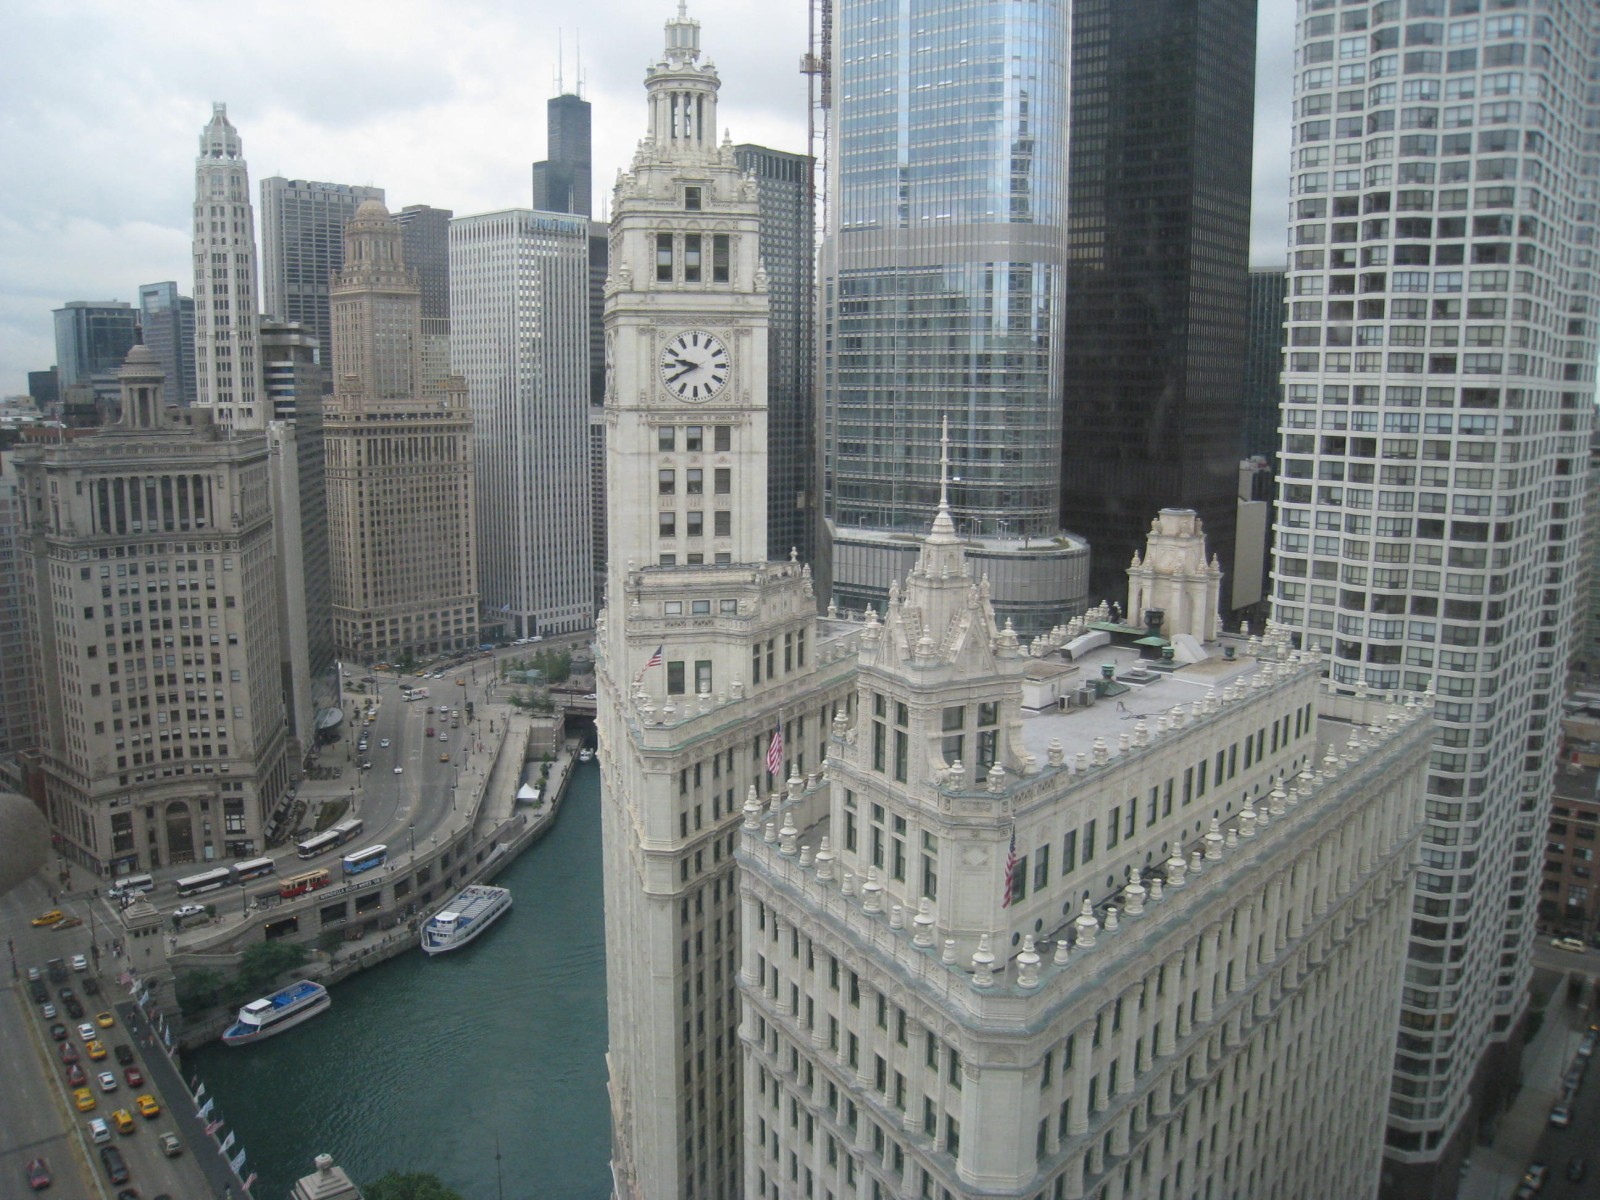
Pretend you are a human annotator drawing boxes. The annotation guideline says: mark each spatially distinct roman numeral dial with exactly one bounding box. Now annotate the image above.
[659,330,731,402]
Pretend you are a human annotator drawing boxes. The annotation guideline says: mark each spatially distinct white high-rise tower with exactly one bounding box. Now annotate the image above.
[192,104,265,432]
[596,8,855,1198]
[1274,4,1600,1195]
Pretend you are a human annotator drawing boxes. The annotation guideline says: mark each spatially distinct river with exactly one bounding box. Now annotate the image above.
[188,762,611,1199]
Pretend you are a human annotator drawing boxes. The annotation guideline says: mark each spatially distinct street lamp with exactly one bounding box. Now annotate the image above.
[408,824,415,857]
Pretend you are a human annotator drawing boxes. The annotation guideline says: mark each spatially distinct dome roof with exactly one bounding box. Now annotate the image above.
[353,198,390,221]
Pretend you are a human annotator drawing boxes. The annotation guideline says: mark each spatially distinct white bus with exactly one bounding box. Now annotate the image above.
[110,872,155,898]
[294,818,365,860]
[231,857,276,883]
[175,867,234,898]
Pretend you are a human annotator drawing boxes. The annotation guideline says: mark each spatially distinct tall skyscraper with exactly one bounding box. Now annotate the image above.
[392,204,454,388]
[260,177,385,378]
[13,347,291,871]
[598,12,855,1197]
[532,92,593,217]
[0,451,37,756]
[1274,6,1600,1195]
[325,200,479,662]
[1057,0,1257,605]
[137,282,198,408]
[742,500,1430,1200]
[1242,267,1288,459]
[819,0,1087,635]
[192,103,265,431]
[52,301,139,395]
[735,144,816,566]
[450,208,593,638]
[260,319,335,735]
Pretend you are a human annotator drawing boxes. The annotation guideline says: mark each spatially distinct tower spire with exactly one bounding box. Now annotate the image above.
[929,415,958,544]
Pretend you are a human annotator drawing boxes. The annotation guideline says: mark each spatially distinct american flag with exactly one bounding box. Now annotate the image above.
[633,644,664,686]
[1001,825,1018,908]
[767,725,784,776]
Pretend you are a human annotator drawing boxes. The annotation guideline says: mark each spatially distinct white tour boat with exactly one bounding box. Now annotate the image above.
[220,980,331,1046]
[420,885,513,956]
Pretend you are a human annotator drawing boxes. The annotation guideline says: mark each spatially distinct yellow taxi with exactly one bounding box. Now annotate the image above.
[95,1011,115,1028]
[85,1039,107,1061]
[73,1087,96,1111]
[439,752,450,762]
[135,1094,161,1119]
[31,910,64,927]
[455,678,465,686]
[110,1109,136,1134]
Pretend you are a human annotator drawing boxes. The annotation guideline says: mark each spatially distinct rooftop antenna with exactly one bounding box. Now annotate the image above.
[575,29,585,99]
[556,30,565,97]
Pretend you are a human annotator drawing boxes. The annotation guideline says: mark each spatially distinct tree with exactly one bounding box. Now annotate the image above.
[364,1171,467,1200]
[174,968,226,1017]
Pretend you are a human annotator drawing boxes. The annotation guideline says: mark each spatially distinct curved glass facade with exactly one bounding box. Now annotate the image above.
[822,0,1069,547]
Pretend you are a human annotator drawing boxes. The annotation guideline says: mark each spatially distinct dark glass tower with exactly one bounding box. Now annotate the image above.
[735,144,815,565]
[1057,0,1257,604]
[1241,267,1286,459]
[393,204,454,388]
[532,93,593,217]
[137,282,198,408]
[52,301,139,391]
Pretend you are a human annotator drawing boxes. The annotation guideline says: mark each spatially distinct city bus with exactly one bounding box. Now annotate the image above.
[109,872,155,898]
[278,868,332,899]
[231,857,276,883]
[340,845,388,877]
[294,818,364,860]
[175,867,234,898]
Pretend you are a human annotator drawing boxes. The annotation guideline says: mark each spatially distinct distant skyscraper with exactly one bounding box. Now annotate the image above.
[450,208,593,638]
[192,103,265,431]
[52,301,138,400]
[27,368,59,410]
[325,200,479,661]
[1275,6,1600,1195]
[260,318,334,724]
[14,347,290,870]
[259,177,385,377]
[1242,268,1287,459]
[820,0,1087,634]
[531,92,593,217]
[1057,0,1257,604]
[393,204,453,388]
[137,282,197,408]
[735,144,815,566]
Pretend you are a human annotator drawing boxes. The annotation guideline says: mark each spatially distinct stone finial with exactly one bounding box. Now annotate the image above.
[986,762,1005,793]
[814,836,836,881]
[1091,737,1110,766]
[1123,866,1146,915]
[1165,851,1187,888]
[778,812,799,855]
[1189,850,1204,876]
[1074,899,1099,948]
[1204,819,1224,860]
[913,898,936,947]
[799,843,814,868]
[970,934,996,989]
[1075,752,1089,774]
[1223,826,1238,849]
[1133,720,1150,747]
[763,819,778,845]
[862,868,884,914]
[889,903,905,930]
[1149,876,1165,903]
[1047,738,1065,767]
[947,758,965,790]
[942,938,958,965]
[787,769,803,800]
[1103,905,1120,932]
[1239,803,1257,838]
[1053,936,1070,967]
[842,871,856,897]
[1017,935,1042,989]
[742,786,762,831]
[1269,784,1288,816]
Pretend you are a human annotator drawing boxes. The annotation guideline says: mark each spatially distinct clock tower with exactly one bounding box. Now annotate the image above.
[596,9,853,1200]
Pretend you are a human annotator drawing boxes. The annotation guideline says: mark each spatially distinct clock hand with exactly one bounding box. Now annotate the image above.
[668,363,699,383]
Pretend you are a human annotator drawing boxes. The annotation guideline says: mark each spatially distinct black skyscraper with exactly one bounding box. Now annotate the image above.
[1242,268,1286,460]
[1058,0,1257,604]
[532,93,593,218]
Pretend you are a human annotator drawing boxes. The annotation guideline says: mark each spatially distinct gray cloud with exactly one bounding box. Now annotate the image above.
[0,0,1292,396]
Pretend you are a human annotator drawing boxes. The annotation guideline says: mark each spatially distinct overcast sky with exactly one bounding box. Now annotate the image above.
[0,1,1295,399]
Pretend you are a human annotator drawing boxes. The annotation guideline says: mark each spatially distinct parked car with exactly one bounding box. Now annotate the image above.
[25,1157,50,1191]
[46,959,67,983]
[82,976,100,995]
[48,1023,66,1041]
[1550,1103,1573,1128]
[70,954,88,972]
[99,1144,129,1185]
[29,980,49,1003]
[40,1002,57,1020]
[113,1044,134,1066]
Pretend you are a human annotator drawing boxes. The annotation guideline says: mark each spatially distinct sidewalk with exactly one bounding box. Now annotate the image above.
[1458,973,1589,1200]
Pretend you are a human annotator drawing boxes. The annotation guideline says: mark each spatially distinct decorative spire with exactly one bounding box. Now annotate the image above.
[929,414,958,544]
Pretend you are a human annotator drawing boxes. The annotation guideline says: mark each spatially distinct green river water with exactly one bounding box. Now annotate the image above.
[188,762,610,1199]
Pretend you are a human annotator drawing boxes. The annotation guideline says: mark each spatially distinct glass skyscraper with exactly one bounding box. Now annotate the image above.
[820,0,1086,634]
[1275,3,1600,1195]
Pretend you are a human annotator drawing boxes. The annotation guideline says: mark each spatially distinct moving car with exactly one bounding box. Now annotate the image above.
[113,1044,134,1066]
[86,1039,107,1060]
[426,726,434,737]
[88,1117,111,1144]
[99,1144,129,1185]
[73,1087,96,1111]
[31,910,64,927]
[66,1063,87,1087]
[64,998,84,1019]
[110,1109,135,1135]
[56,916,83,929]
[380,738,390,748]
[40,1002,57,1019]
[172,904,206,920]
[97,1070,118,1092]
[440,752,450,762]
[1550,1103,1573,1127]
[30,980,49,1003]
[78,1022,97,1041]
[49,1023,67,1041]
[70,954,88,971]
[1569,1157,1588,1182]
[46,959,67,982]
[26,966,41,982]
[25,1157,50,1190]
[95,1011,114,1028]
[82,976,100,995]
[60,1042,79,1065]
[1552,936,1586,952]
[135,1093,161,1118]
[158,1131,182,1156]
[123,1066,144,1087]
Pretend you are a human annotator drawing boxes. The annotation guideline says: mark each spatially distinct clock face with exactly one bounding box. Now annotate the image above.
[660,330,730,402]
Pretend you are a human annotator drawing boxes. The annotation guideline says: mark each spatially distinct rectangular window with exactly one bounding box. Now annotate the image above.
[659,512,677,537]
[667,661,686,695]
[1108,807,1120,850]
[712,234,730,283]
[1062,829,1077,874]
[1083,819,1096,863]
[1033,844,1050,892]
[658,469,676,495]
[714,425,731,451]
[695,660,712,695]
[686,511,704,537]
[685,468,703,495]
[685,426,703,451]
[655,233,674,282]
[714,511,731,537]
[714,468,730,494]
[684,234,702,282]
[658,426,675,451]
[684,186,701,211]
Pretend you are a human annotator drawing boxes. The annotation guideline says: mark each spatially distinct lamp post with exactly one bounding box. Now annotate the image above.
[408,824,415,857]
